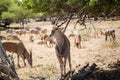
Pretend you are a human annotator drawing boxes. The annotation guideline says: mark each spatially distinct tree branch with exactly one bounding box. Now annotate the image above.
[63,14,74,33]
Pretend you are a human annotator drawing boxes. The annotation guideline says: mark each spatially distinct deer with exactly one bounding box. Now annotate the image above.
[0,40,19,80]
[29,35,34,43]
[74,33,81,48]
[30,29,40,35]
[2,40,32,67]
[101,29,116,41]
[43,34,55,47]
[41,29,47,34]
[49,26,72,79]
[15,29,27,36]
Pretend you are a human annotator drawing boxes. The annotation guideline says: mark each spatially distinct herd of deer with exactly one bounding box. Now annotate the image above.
[0,25,116,79]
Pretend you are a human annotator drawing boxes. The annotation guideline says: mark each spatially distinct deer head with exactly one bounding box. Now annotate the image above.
[50,26,58,37]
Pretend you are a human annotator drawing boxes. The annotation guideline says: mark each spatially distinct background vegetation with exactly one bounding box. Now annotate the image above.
[0,0,120,28]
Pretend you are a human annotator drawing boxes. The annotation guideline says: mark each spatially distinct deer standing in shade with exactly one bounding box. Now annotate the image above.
[49,26,72,79]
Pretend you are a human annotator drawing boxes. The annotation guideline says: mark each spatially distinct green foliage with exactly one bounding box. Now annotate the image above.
[14,0,120,18]
[89,0,98,6]
[67,0,81,5]
[0,0,32,23]
[1,12,16,20]
[31,13,44,18]
[0,0,12,17]
[0,0,120,23]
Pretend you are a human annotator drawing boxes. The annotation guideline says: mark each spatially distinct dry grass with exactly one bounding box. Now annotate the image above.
[78,29,91,41]
[78,27,101,41]
[17,63,59,80]
[101,36,120,49]
[1,20,120,80]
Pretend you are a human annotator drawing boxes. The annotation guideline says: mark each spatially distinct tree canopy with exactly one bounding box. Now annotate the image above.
[22,0,120,17]
[0,0,120,27]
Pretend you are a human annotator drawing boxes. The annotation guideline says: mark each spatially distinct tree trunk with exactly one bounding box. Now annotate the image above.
[0,40,19,80]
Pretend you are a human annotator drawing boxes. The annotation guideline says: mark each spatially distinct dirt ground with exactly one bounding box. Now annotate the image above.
[4,20,120,80]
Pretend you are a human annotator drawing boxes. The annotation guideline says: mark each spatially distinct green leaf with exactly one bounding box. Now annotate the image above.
[1,12,16,20]
[89,0,98,6]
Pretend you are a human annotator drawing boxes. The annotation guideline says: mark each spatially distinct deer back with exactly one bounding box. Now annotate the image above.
[2,40,33,67]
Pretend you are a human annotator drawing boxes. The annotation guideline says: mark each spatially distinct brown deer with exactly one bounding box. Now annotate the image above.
[41,29,47,34]
[29,35,34,43]
[30,29,40,35]
[101,29,116,41]
[2,40,32,67]
[43,34,55,47]
[49,26,72,78]
[0,40,19,80]
[74,33,81,48]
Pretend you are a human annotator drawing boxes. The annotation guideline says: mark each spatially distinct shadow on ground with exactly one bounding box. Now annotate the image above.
[71,61,120,80]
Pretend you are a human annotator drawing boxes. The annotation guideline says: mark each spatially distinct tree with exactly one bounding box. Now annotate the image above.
[0,0,33,28]
[0,0,13,27]
[21,0,120,32]
[1,0,120,29]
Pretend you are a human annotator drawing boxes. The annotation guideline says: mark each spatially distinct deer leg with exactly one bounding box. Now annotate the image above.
[63,57,67,75]
[76,43,78,48]
[68,53,72,72]
[77,43,79,48]
[68,53,72,77]
[23,58,26,67]
[77,43,80,49]
[51,42,53,48]
[47,41,50,48]
[105,35,107,42]
[114,34,116,41]
[78,43,80,48]
[17,55,20,67]
[112,34,116,41]
[57,55,64,77]
[80,42,81,48]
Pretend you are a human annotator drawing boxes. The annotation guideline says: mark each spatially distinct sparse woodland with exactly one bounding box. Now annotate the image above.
[0,0,120,80]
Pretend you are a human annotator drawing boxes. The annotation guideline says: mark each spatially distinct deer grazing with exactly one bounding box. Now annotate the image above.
[0,40,19,80]
[101,29,116,41]
[74,33,81,48]
[2,40,32,67]
[49,26,72,79]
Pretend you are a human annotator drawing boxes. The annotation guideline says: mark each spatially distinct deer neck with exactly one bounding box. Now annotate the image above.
[54,31,64,42]
[54,33,65,54]
[54,31,63,39]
